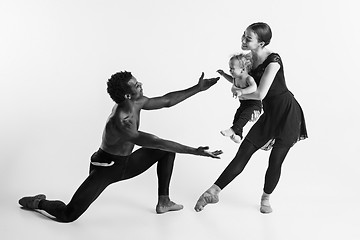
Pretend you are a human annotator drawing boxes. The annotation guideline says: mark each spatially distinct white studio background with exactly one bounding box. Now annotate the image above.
[1,0,359,240]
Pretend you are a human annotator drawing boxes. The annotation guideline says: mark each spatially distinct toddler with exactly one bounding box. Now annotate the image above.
[217,53,262,143]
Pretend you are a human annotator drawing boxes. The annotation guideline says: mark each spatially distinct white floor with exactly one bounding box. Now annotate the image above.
[2,140,359,240]
[1,1,359,239]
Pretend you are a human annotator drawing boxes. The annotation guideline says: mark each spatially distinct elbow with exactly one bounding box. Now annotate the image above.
[135,133,161,148]
[256,89,267,100]
[258,92,266,100]
[164,101,172,108]
[162,96,172,108]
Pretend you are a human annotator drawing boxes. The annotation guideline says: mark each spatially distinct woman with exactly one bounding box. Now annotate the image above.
[195,22,307,214]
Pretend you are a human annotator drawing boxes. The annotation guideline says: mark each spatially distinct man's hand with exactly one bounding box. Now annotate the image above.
[198,72,220,91]
[196,146,223,159]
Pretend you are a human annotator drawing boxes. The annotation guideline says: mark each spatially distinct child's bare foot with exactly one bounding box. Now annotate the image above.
[221,128,241,143]
[156,195,183,214]
[230,134,241,143]
[220,128,234,137]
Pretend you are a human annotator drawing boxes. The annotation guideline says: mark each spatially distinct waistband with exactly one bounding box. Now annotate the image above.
[264,90,293,101]
[91,148,129,167]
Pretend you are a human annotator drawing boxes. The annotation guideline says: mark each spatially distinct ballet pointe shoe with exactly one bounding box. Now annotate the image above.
[194,190,219,212]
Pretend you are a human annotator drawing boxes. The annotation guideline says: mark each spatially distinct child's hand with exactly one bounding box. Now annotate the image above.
[231,84,242,98]
[217,69,225,76]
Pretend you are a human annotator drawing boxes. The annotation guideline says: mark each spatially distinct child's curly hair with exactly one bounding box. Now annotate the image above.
[230,53,253,72]
[107,71,133,103]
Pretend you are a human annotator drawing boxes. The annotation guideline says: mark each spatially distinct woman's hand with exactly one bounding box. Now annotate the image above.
[250,110,261,122]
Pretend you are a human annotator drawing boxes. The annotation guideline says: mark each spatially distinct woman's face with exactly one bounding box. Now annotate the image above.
[241,29,262,51]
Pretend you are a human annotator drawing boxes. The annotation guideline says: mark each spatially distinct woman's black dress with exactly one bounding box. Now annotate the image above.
[246,53,308,150]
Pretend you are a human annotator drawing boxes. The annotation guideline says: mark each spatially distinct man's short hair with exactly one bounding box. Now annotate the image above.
[107,71,133,103]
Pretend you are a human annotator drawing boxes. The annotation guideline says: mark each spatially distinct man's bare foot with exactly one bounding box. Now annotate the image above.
[19,194,46,209]
[156,195,183,214]
[194,188,220,212]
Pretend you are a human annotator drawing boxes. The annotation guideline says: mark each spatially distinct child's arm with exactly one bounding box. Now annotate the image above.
[231,76,257,97]
[239,62,280,100]
[217,70,233,84]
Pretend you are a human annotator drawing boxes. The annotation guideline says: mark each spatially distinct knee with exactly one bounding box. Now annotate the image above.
[266,164,282,175]
[167,151,176,159]
[58,213,81,223]
[57,206,82,223]
[157,149,175,160]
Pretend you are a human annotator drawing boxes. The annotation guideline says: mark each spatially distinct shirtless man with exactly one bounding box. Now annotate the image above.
[19,71,222,222]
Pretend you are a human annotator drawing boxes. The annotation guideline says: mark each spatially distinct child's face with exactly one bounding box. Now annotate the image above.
[229,59,244,77]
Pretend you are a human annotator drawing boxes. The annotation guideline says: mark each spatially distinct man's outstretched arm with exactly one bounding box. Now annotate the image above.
[129,130,222,159]
[143,72,219,110]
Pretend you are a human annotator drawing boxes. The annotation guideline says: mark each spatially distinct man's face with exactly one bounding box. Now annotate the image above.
[127,77,143,99]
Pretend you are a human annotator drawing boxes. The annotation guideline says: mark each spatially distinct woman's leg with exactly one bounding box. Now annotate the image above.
[264,146,290,194]
[260,146,290,213]
[195,139,258,212]
[215,139,258,189]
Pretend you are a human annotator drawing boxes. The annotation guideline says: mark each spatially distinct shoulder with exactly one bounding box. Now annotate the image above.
[266,53,282,64]
[245,75,255,82]
[110,105,136,130]
[136,96,149,108]
[259,53,281,71]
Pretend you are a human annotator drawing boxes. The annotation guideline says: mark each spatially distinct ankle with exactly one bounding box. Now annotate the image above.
[261,192,270,199]
[35,199,43,209]
[208,184,221,195]
[158,195,170,204]
[261,192,271,206]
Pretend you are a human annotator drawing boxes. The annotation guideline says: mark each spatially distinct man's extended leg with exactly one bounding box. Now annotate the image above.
[35,168,113,222]
[123,148,183,214]
[19,150,128,222]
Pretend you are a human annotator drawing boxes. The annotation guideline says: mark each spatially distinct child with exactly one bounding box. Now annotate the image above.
[217,53,262,143]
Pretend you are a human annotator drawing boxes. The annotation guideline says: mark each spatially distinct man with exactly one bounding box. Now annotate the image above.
[19,71,222,222]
